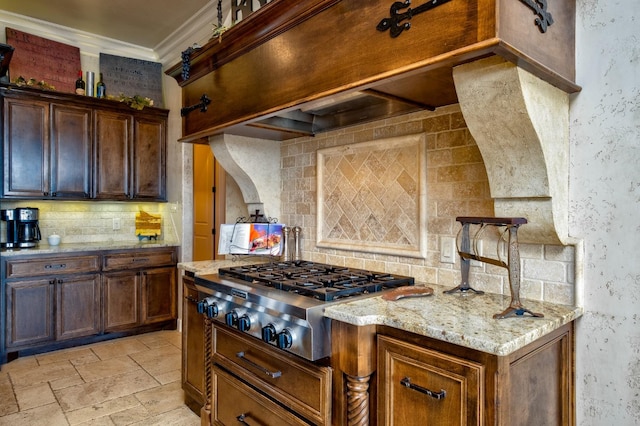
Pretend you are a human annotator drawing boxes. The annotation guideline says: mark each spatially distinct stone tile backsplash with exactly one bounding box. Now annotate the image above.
[280,104,576,306]
[0,201,179,244]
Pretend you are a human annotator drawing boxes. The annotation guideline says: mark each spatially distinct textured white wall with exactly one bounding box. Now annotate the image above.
[572,0,640,423]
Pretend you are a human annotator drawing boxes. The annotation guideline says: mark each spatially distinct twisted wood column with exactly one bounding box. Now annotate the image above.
[201,316,213,426]
[346,374,371,426]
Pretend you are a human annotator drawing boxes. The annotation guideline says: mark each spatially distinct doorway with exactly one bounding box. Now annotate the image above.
[193,143,225,261]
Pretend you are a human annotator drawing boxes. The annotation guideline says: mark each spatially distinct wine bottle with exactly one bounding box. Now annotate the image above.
[96,73,106,99]
[75,70,85,95]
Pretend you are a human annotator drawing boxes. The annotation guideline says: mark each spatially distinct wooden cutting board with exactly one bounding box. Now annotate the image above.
[382,286,434,301]
[136,211,162,238]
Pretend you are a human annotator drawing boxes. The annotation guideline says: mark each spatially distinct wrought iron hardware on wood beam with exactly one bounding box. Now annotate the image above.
[377,0,452,38]
[181,94,211,117]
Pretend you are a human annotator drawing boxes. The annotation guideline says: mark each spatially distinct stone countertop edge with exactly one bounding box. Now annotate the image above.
[0,241,180,256]
[323,283,583,357]
[178,257,272,276]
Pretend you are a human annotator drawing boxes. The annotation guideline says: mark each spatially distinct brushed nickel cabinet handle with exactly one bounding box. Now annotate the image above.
[236,351,282,378]
[400,377,446,400]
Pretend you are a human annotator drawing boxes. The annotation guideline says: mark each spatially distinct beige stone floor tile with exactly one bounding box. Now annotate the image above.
[0,356,38,374]
[0,373,18,416]
[152,368,181,385]
[128,405,199,426]
[0,402,69,426]
[137,352,181,377]
[49,373,85,391]
[14,382,56,411]
[36,347,97,366]
[133,381,186,416]
[55,369,159,412]
[75,356,141,382]
[90,339,149,361]
[135,333,175,350]
[76,416,115,426]
[64,395,140,425]
[9,360,77,387]
[108,404,152,426]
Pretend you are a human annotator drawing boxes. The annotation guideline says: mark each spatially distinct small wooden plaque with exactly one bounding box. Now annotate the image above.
[5,28,81,93]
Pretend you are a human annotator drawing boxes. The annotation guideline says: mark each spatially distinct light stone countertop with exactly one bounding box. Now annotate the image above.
[323,283,583,356]
[174,260,583,357]
[178,257,272,276]
[0,240,180,257]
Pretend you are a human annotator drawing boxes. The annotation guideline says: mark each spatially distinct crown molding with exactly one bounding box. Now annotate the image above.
[154,2,225,68]
[0,10,157,61]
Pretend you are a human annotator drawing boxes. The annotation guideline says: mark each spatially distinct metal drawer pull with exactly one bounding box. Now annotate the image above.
[132,258,150,262]
[400,377,446,400]
[45,263,66,270]
[236,351,282,378]
[236,414,254,425]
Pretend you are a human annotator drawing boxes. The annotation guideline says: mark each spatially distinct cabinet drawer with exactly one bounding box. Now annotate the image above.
[213,367,309,426]
[6,255,100,278]
[377,335,484,426]
[213,326,331,425]
[103,249,176,271]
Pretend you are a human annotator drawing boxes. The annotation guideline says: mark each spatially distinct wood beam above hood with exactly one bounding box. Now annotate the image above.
[167,0,579,142]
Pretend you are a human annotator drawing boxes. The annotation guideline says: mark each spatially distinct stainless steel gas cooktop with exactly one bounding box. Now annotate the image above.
[195,260,414,360]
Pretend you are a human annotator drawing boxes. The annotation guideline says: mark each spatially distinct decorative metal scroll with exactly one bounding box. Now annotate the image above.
[377,0,452,38]
[519,0,554,33]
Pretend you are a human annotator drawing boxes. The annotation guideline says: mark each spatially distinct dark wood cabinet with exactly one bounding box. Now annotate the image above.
[55,274,101,340]
[133,116,166,200]
[103,248,177,332]
[1,85,167,201]
[331,321,575,426]
[4,254,101,349]
[6,278,54,348]
[50,103,92,198]
[377,335,483,426]
[1,246,177,365]
[182,273,205,411]
[94,110,131,200]
[103,271,139,331]
[94,111,166,201]
[2,96,49,197]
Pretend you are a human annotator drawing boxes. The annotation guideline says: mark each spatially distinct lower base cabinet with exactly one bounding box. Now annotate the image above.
[331,321,575,426]
[377,335,483,426]
[1,247,177,365]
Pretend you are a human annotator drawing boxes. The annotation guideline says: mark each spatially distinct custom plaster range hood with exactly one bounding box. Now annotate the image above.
[168,0,580,245]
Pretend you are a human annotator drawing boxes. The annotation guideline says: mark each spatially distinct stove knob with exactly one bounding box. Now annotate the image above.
[225,310,238,327]
[206,303,219,318]
[238,314,251,332]
[262,324,277,342]
[196,300,207,315]
[277,329,293,349]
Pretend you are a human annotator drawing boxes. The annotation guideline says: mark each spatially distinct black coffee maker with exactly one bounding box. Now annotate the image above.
[1,207,41,248]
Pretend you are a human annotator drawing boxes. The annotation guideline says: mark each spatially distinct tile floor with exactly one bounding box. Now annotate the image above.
[0,330,200,426]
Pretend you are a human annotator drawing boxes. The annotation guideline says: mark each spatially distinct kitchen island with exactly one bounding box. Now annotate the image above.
[179,260,581,425]
[325,284,582,425]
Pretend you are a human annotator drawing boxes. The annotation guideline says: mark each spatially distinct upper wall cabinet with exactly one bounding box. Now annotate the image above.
[1,85,168,201]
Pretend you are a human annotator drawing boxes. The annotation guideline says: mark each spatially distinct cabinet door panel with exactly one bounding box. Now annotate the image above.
[3,98,49,197]
[50,104,92,198]
[378,335,483,426]
[141,267,176,324]
[103,271,139,331]
[6,279,54,348]
[94,110,131,200]
[133,117,166,200]
[56,274,101,340]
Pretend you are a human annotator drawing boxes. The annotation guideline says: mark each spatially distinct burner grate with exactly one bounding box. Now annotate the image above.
[219,260,414,301]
